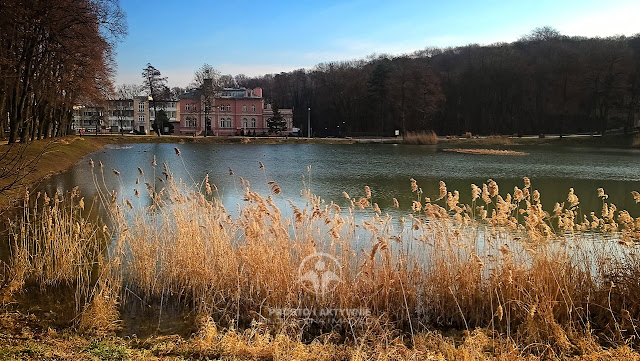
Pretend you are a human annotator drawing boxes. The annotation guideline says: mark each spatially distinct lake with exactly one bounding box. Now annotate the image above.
[38,142,640,219]
[4,141,640,337]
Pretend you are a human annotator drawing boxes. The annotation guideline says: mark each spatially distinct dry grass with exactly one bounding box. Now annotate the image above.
[3,154,640,359]
[403,131,438,145]
[442,135,516,147]
[444,148,528,156]
[1,188,108,308]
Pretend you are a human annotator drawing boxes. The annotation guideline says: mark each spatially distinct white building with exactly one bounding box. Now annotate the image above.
[72,97,179,134]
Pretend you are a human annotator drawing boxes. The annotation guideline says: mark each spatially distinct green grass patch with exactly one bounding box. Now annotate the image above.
[87,340,130,361]
[0,344,45,360]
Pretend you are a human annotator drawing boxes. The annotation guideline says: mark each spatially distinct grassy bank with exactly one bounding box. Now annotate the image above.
[0,137,117,210]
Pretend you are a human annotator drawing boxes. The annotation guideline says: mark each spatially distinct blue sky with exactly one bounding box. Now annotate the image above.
[114,0,640,88]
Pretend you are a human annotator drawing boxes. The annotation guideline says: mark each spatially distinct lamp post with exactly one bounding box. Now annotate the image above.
[307,107,311,138]
[148,95,153,135]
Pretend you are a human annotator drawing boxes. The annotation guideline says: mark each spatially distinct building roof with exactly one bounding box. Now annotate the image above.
[179,87,263,100]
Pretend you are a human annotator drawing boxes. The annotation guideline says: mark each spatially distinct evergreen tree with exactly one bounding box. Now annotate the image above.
[267,103,287,134]
[152,109,172,134]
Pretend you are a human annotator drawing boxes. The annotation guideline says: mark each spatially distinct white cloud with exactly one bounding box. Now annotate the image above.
[556,3,640,38]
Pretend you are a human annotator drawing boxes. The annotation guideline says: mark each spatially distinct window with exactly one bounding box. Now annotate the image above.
[251,118,256,128]
[220,118,231,128]
[242,118,248,128]
[251,105,256,112]
[138,102,144,112]
[242,104,247,112]
[186,104,190,111]
[138,114,145,123]
[219,105,224,112]
[186,117,196,128]
[226,104,231,112]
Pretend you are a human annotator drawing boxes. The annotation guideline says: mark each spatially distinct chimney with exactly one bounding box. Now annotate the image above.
[253,87,262,97]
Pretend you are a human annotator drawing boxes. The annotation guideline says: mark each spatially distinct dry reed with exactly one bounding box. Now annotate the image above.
[3,154,640,359]
[444,148,528,156]
[402,131,438,145]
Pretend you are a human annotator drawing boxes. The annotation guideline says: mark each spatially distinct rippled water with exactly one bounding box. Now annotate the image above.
[38,143,640,217]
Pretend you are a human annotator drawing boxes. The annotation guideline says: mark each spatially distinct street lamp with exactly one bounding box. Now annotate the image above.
[307,107,311,138]
[148,95,153,135]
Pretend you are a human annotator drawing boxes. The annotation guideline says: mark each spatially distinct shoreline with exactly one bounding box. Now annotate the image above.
[0,132,636,210]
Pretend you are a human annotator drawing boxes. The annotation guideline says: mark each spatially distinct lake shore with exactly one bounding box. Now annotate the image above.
[2,134,640,360]
[0,137,115,210]
[0,131,637,210]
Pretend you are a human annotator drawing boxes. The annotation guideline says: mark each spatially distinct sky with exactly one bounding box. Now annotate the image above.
[114,0,640,88]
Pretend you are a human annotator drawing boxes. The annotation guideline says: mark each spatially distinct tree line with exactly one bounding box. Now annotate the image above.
[0,0,126,143]
[237,27,640,137]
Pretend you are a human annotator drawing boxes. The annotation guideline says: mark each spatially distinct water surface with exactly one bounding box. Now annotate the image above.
[38,143,640,218]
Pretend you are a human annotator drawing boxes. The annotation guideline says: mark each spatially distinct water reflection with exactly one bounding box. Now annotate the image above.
[38,143,640,220]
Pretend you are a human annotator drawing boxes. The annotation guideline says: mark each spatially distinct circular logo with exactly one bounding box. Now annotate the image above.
[298,252,342,297]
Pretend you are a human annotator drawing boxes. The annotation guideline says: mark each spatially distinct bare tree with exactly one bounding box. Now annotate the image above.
[117,83,144,99]
[0,0,127,143]
[191,63,221,89]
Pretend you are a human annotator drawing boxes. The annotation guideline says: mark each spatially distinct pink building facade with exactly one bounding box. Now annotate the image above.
[176,87,293,136]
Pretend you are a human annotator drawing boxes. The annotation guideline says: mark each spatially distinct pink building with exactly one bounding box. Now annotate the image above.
[176,85,293,136]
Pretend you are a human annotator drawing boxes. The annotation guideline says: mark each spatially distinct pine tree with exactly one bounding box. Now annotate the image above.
[267,102,287,134]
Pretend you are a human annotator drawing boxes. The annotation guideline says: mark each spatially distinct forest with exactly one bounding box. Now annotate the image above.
[238,27,640,137]
[2,5,639,142]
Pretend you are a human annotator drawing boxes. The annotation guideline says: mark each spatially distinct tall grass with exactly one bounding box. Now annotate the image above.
[3,153,640,358]
[402,131,438,145]
[1,188,107,309]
